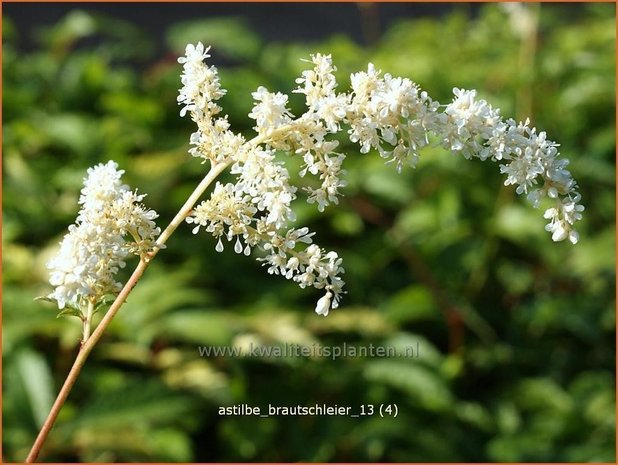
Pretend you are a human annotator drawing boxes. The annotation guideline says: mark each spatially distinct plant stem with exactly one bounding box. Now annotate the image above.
[25,258,149,463]
[154,161,231,250]
[25,161,229,463]
[81,300,94,344]
[151,127,283,250]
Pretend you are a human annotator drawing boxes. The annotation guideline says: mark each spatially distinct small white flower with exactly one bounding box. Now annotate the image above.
[178,42,211,65]
[551,224,568,242]
[315,291,332,316]
[249,86,294,135]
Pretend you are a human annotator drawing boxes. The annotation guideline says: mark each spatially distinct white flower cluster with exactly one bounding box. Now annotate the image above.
[346,63,441,172]
[178,42,245,165]
[178,43,584,315]
[47,161,160,310]
[441,89,583,244]
[251,54,351,212]
[179,44,346,315]
[185,175,345,314]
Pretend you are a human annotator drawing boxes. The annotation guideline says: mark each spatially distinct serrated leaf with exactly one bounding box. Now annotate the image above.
[93,294,117,314]
[56,307,83,320]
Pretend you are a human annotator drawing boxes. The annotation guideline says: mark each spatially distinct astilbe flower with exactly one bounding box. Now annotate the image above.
[178,43,584,316]
[47,161,160,310]
[441,90,583,244]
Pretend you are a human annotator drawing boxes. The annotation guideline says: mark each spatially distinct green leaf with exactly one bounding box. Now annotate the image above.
[57,381,194,435]
[93,294,117,315]
[364,360,453,411]
[15,348,55,428]
[153,309,238,346]
[56,306,83,320]
[382,285,438,324]
[150,428,194,462]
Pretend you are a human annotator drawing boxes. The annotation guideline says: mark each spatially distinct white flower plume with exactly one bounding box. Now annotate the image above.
[47,161,160,310]
[178,43,584,316]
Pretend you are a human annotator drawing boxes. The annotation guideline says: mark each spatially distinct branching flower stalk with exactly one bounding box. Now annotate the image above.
[28,42,584,462]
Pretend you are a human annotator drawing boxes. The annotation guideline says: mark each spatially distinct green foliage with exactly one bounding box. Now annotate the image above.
[167,18,263,61]
[3,4,615,462]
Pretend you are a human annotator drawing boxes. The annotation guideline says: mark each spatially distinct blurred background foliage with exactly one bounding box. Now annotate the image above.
[3,3,616,462]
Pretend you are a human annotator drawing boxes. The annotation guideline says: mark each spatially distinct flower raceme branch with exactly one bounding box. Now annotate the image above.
[178,43,346,315]
[177,42,583,316]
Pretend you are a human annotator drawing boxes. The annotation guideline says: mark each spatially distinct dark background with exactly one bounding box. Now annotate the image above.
[6,2,481,51]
